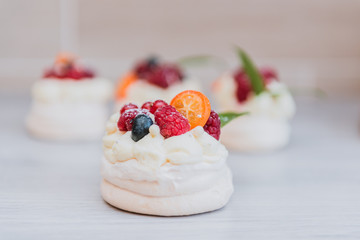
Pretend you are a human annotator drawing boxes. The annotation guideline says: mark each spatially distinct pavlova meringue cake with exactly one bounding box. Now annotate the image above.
[114,56,201,111]
[101,90,243,216]
[26,53,112,140]
[213,49,296,152]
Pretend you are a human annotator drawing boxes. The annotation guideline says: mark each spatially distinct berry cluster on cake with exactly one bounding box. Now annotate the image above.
[114,56,201,111]
[101,90,239,216]
[213,49,296,152]
[26,53,112,140]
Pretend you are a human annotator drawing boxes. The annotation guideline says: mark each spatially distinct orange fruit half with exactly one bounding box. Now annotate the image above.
[170,90,211,129]
[115,72,137,99]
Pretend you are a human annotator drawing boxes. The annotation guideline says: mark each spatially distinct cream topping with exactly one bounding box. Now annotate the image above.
[103,113,228,167]
[32,78,112,103]
[101,112,229,196]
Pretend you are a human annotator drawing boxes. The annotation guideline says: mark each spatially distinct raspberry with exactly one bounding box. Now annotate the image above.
[117,109,148,131]
[233,69,252,103]
[203,110,221,140]
[141,101,153,111]
[134,57,159,79]
[120,103,138,115]
[233,67,278,103]
[155,105,190,138]
[43,64,94,80]
[150,100,168,114]
[147,64,183,88]
[133,57,183,89]
[66,67,83,80]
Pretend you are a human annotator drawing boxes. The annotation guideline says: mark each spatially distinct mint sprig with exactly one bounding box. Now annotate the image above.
[219,112,249,128]
[236,47,265,95]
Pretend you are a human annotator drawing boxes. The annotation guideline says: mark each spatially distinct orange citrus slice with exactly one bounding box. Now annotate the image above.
[170,90,211,129]
[115,72,137,99]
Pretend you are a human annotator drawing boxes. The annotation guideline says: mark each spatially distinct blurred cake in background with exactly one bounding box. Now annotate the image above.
[114,56,201,111]
[212,49,295,152]
[26,53,112,140]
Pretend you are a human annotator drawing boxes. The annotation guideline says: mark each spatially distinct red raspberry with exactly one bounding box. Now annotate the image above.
[67,67,83,80]
[155,105,190,138]
[133,57,183,88]
[233,69,252,103]
[147,64,183,88]
[233,67,278,103]
[141,101,153,111]
[203,110,221,140]
[43,65,94,80]
[150,100,168,114]
[117,109,148,131]
[120,103,138,115]
[134,57,158,79]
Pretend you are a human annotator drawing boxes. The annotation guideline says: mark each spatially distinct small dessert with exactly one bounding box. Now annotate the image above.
[101,90,240,216]
[213,49,296,152]
[114,56,201,111]
[26,53,112,140]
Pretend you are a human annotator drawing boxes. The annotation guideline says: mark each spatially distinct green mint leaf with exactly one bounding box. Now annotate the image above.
[219,112,249,128]
[177,55,228,69]
[236,47,265,95]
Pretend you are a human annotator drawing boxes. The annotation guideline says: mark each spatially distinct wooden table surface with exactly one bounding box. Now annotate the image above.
[1,94,359,239]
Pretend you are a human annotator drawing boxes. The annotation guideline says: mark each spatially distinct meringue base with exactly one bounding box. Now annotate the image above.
[26,102,108,141]
[101,168,234,216]
[220,116,291,152]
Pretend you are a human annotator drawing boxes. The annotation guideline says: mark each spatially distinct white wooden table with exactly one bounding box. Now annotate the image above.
[1,93,359,239]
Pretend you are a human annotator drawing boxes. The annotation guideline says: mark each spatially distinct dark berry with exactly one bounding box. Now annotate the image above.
[131,114,154,142]
[203,110,221,140]
[147,64,183,88]
[134,56,159,79]
[120,103,138,114]
[133,57,183,89]
[150,100,168,114]
[141,101,153,111]
[146,56,159,67]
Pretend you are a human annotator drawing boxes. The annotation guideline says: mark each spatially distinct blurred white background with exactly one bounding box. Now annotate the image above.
[1,0,359,95]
